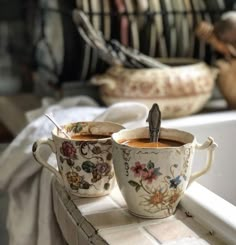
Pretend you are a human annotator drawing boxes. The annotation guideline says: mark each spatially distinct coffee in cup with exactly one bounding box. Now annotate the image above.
[33,121,124,197]
[119,138,184,148]
[112,127,217,218]
[71,134,109,140]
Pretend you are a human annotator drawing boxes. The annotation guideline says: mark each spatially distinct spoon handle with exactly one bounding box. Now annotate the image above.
[146,103,161,142]
[44,113,71,139]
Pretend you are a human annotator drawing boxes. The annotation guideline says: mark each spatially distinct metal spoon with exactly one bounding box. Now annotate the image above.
[146,103,161,142]
[44,113,71,139]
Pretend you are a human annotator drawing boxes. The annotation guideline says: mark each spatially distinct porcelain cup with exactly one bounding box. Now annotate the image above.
[112,127,217,218]
[33,121,124,197]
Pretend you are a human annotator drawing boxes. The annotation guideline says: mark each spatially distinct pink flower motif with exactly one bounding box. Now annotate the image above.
[131,162,146,177]
[96,163,111,176]
[142,169,157,184]
[60,141,76,158]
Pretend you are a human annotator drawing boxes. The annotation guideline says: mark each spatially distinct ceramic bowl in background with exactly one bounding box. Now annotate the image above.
[91,59,218,119]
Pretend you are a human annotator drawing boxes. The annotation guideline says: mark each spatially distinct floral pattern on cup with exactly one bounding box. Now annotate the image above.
[59,139,114,193]
[33,121,125,197]
[128,159,188,215]
[112,127,217,218]
[60,141,77,159]
[66,171,90,190]
[63,122,84,134]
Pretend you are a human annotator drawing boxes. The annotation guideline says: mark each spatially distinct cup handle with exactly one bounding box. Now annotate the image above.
[188,137,218,186]
[32,138,63,185]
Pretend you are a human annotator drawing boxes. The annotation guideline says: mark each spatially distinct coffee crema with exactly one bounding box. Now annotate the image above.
[119,138,184,148]
[71,134,109,140]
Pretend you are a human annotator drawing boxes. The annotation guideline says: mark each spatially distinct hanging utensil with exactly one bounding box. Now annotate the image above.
[72,10,169,69]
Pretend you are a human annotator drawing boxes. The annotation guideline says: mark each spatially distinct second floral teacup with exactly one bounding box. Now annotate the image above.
[33,121,124,197]
[112,127,217,218]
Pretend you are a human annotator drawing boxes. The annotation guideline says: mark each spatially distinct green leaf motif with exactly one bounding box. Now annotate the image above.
[104,183,110,190]
[80,181,90,189]
[75,165,81,172]
[147,160,155,169]
[73,123,83,133]
[128,180,140,187]
[135,185,141,192]
[153,167,162,176]
[106,152,112,161]
[166,176,171,179]
[92,146,102,154]
[66,159,74,167]
[59,156,64,163]
[64,124,74,133]
[70,183,79,190]
[82,161,96,173]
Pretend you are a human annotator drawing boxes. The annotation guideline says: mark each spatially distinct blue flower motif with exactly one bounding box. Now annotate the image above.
[170,175,181,188]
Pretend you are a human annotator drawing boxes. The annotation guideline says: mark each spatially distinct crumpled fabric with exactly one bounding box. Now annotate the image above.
[0,96,148,245]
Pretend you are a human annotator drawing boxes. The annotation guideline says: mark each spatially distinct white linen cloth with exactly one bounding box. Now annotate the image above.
[0,96,148,245]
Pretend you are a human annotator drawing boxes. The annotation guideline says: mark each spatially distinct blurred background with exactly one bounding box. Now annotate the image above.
[0,1,236,244]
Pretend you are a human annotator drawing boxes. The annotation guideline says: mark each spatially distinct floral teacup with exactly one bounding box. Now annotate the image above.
[112,127,217,218]
[33,121,124,197]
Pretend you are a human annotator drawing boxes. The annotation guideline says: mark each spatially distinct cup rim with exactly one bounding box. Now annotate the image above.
[112,127,195,149]
[52,121,125,141]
